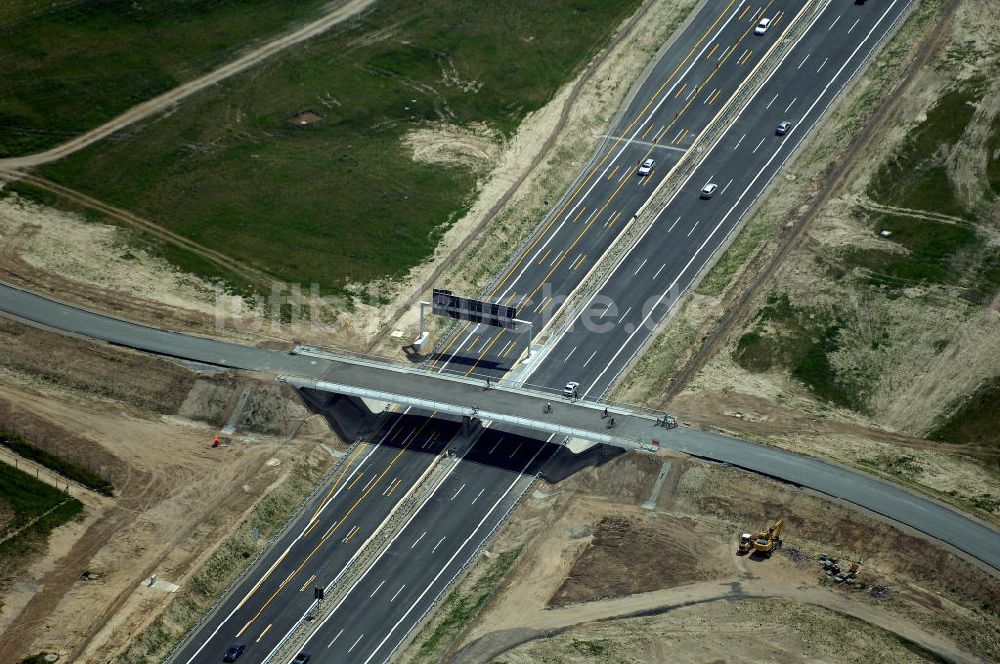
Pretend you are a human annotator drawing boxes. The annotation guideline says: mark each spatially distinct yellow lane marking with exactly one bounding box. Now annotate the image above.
[343,525,360,543]
[256,623,272,644]
[537,248,551,265]
[641,123,654,139]
[234,413,438,636]
[607,164,621,180]
[706,42,719,59]
[709,89,722,105]
[739,4,751,20]
[466,335,479,351]
[673,82,687,99]
[534,296,552,314]
[571,206,587,223]
[299,574,317,592]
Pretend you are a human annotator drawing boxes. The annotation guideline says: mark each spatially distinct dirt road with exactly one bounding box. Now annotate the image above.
[0,0,375,171]
[452,576,985,664]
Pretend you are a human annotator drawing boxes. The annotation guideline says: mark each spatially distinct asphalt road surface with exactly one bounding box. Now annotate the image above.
[2,1,995,663]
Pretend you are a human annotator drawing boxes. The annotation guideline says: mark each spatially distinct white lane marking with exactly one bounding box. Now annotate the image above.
[634,258,648,275]
[583,350,597,368]
[433,1,748,373]
[432,537,446,553]
[618,170,628,183]
[451,484,465,501]
[360,440,550,663]
[348,634,363,653]
[498,339,513,357]
[797,53,810,69]
[370,580,385,598]
[549,251,562,267]
[488,437,503,454]
[471,488,485,505]
[578,0,904,400]
[817,57,828,73]
[179,411,404,664]
[686,220,700,238]
[765,93,779,109]
[268,423,485,663]
[327,628,344,648]
[410,532,426,549]
[829,14,841,30]
[509,442,522,458]
[598,302,612,319]
[564,346,577,363]
[848,18,860,33]
[652,263,667,279]
[752,137,766,153]
[734,132,747,150]
[390,585,406,603]
[784,96,797,112]
[619,306,633,324]
[668,216,682,232]
[361,474,376,493]
[721,178,734,195]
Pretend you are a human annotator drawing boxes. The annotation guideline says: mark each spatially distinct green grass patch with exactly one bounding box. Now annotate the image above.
[40,0,643,291]
[929,375,1000,447]
[0,430,114,496]
[0,462,83,559]
[734,293,864,409]
[411,547,522,662]
[0,0,342,156]
[867,85,980,216]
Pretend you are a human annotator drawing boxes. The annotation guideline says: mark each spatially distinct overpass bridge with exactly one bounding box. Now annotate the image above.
[286,346,673,452]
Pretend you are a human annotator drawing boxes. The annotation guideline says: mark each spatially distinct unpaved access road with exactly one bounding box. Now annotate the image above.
[0,0,376,170]
[451,576,987,664]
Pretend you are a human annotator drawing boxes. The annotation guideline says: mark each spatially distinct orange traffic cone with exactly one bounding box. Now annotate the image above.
[212,435,220,448]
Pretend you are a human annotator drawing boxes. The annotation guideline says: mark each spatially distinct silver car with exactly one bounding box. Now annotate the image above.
[637,158,654,176]
[700,183,718,199]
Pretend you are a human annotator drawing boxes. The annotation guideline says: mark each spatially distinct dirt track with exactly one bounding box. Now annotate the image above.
[0,0,375,170]
[452,576,984,664]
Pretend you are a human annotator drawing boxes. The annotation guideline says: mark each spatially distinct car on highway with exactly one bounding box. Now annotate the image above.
[776,121,792,136]
[563,381,580,398]
[637,158,654,176]
[222,644,245,662]
[292,654,311,664]
[754,17,772,35]
[700,183,718,199]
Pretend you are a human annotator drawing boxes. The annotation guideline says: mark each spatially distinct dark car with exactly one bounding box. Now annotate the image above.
[292,654,311,664]
[223,643,245,662]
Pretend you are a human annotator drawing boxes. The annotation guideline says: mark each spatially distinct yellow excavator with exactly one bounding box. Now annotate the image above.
[753,518,784,556]
[738,518,784,557]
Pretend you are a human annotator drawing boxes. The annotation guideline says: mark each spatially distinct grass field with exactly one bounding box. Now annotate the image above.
[0,430,114,496]
[0,462,83,559]
[0,0,340,156]
[29,0,643,293]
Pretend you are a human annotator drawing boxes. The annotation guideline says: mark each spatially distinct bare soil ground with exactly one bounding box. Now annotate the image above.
[422,451,1000,664]
[0,317,339,663]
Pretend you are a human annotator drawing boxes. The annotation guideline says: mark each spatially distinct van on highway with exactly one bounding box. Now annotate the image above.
[754,17,772,35]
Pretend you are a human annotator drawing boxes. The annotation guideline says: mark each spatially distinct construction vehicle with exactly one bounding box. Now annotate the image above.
[752,518,784,556]
[737,532,754,555]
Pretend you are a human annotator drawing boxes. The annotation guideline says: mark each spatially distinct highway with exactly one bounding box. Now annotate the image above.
[2,0,995,663]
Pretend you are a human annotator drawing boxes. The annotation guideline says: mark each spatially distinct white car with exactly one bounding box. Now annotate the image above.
[637,158,654,176]
[563,381,580,398]
[754,17,772,35]
[700,183,718,199]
